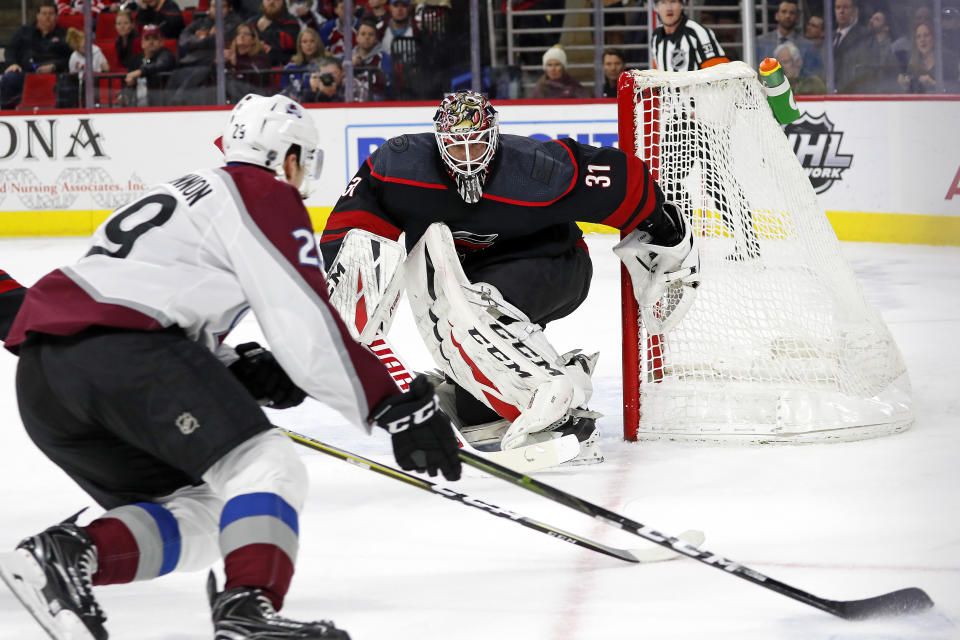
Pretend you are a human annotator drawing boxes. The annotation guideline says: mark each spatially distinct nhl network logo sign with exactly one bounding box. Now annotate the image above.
[783,112,853,195]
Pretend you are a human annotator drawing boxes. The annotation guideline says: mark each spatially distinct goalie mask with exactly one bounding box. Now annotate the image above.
[433,91,499,204]
[222,94,324,198]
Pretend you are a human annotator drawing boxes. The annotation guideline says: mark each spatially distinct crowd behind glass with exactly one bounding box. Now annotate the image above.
[1,0,957,110]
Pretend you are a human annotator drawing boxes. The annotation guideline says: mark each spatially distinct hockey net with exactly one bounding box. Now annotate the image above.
[618,62,912,443]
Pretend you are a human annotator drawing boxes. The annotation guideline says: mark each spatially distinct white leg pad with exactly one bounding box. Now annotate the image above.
[406,223,593,448]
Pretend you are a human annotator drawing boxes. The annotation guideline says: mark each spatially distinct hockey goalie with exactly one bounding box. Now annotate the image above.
[320,91,699,467]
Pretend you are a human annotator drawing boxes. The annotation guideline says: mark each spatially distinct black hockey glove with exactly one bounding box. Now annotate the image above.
[228,342,307,410]
[370,375,462,481]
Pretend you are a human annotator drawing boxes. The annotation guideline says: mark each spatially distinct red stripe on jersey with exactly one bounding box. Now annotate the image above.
[0,279,23,294]
[368,161,448,190]
[86,518,140,585]
[4,269,164,351]
[601,155,655,232]
[481,140,579,207]
[322,210,401,242]
[576,237,589,253]
[224,543,295,610]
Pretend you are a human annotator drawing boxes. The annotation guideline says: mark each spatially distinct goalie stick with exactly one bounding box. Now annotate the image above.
[458,450,934,620]
[281,427,704,564]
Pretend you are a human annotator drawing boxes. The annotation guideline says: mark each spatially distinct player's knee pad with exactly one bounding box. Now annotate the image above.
[202,428,307,514]
[406,223,593,445]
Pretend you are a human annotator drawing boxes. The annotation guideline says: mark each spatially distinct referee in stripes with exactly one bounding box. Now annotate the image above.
[650,0,729,71]
[648,0,758,260]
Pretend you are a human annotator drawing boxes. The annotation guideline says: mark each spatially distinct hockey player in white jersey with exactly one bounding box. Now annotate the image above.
[0,94,460,640]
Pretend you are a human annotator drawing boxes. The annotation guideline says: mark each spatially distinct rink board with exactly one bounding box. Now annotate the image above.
[0,98,957,243]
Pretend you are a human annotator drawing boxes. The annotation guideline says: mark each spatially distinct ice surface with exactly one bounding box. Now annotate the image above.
[0,235,957,639]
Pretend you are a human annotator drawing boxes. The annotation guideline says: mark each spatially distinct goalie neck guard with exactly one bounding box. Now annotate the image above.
[433,91,499,204]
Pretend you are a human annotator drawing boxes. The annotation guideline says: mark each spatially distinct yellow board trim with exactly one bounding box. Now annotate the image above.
[2,208,958,246]
[0,207,336,238]
[578,211,960,246]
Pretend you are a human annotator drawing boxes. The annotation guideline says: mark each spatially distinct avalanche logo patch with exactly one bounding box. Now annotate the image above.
[175,412,200,435]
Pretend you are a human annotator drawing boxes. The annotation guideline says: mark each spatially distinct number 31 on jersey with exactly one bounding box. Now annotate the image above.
[586,164,611,188]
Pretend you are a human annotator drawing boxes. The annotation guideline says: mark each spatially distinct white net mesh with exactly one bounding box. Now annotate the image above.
[623,62,912,443]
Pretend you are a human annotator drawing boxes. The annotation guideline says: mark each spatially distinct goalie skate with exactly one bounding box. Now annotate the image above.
[428,372,603,466]
[424,371,581,471]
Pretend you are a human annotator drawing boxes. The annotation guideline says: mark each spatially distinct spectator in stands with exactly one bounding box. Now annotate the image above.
[805,14,824,47]
[66,26,110,73]
[321,0,359,56]
[1,1,73,109]
[134,0,185,39]
[378,0,418,56]
[529,44,587,98]
[253,0,301,65]
[361,0,389,25]
[832,0,874,93]
[57,26,110,107]
[892,6,933,72]
[352,20,391,100]
[299,55,343,101]
[119,23,175,105]
[280,27,326,97]
[287,0,326,31]
[897,20,959,94]
[225,22,272,99]
[601,47,624,97]
[114,9,141,69]
[756,0,820,77]
[773,40,825,94]
[57,0,108,18]
[167,0,243,104]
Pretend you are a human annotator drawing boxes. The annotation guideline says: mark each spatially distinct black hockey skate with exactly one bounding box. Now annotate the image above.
[207,571,351,640]
[0,514,107,640]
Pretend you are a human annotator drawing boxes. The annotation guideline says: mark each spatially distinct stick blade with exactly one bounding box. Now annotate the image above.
[831,587,935,620]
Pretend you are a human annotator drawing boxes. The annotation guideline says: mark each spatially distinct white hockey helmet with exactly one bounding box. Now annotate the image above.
[222,94,324,196]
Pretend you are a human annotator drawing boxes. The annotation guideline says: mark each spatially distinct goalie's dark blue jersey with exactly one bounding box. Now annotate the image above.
[319,133,664,273]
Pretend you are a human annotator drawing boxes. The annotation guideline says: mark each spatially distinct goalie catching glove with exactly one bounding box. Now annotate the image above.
[614,201,701,334]
[370,374,462,481]
[229,342,307,409]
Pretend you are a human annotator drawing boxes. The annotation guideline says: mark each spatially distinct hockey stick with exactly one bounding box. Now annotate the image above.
[281,427,703,564]
[458,449,935,620]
